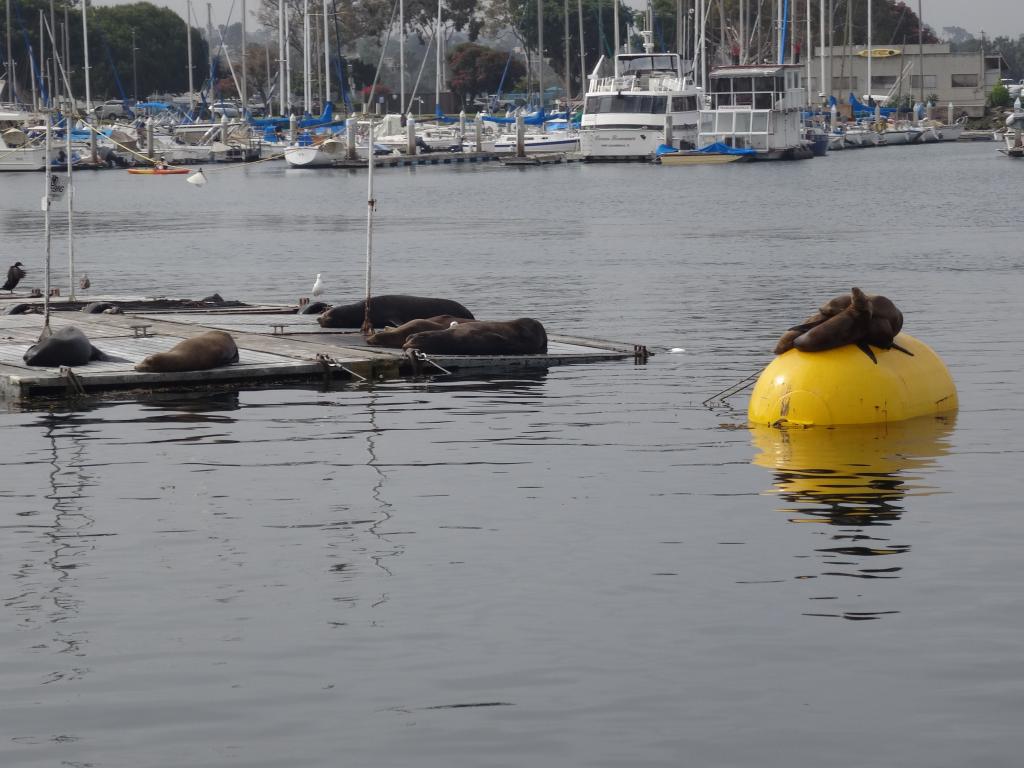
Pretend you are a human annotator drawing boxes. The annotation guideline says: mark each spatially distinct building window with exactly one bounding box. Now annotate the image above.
[832,76,858,91]
[870,75,898,90]
[951,73,979,87]
[909,74,937,89]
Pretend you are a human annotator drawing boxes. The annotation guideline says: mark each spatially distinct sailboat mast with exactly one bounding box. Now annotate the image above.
[537,0,543,107]
[187,0,194,112]
[577,0,585,98]
[435,0,441,109]
[362,121,376,336]
[241,0,247,112]
[81,0,91,111]
[563,0,569,111]
[819,0,825,100]
[5,0,12,103]
[323,0,330,105]
[917,0,923,105]
[867,0,872,100]
[66,106,74,301]
[303,0,311,113]
[399,0,405,113]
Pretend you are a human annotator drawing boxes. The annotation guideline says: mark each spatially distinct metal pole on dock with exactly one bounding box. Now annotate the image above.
[43,120,52,333]
[578,0,585,98]
[537,0,544,107]
[361,120,375,337]
[146,118,154,160]
[66,102,74,300]
[613,0,620,77]
[277,0,285,115]
[459,109,465,142]
[819,0,825,102]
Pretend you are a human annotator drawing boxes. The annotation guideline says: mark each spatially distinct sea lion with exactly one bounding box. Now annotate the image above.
[403,318,548,356]
[366,315,472,348]
[317,295,475,329]
[82,301,122,314]
[4,302,35,315]
[299,301,332,315]
[135,331,239,373]
[792,287,884,362]
[775,289,912,360]
[23,326,120,366]
[202,293,225,304]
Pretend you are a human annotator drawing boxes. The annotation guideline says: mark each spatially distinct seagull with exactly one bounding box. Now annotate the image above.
[79,273,91,290]
[312,273,324,297]
[3,262,26,293]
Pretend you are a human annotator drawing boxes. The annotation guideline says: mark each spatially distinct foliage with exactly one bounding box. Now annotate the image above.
[446,41,524,106]
[988,82,1011,107]
[1,0,207,104]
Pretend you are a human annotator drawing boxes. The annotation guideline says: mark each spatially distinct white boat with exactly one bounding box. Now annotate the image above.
[694,64,814,160]
[579,30,702,160]
[880,121,923,145]
[284,136,349,167]
[492,130,580,154]
[0,127,47,171]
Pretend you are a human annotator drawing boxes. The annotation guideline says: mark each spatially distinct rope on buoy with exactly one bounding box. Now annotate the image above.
[702,370,761,407]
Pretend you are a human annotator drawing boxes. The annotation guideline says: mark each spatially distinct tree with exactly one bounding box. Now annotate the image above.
[447,41,524,106]
[0,0,207,104]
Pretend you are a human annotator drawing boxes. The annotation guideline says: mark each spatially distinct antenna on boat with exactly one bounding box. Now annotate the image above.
[361,120,375,337]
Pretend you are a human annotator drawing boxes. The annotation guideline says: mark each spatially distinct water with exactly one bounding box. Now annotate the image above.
[1,143,1022,767]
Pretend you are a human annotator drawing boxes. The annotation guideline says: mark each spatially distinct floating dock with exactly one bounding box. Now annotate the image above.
[0,299,645,402]
[330,151,501,169]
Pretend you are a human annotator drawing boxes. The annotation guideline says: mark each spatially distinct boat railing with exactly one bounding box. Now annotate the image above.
[590,74,687,93]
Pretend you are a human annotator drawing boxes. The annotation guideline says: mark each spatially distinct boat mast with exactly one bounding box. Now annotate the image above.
[399,0,405,113]
[241,0,247,113]
[613,0,619,77]
[578,0,585,98]
[435,0,441,110]
[867,0,872,101]
[819,0,825,101]
[323,0,330,105]
[537,0,543,107]
[81,0,91,112]
[5,0,12,103]
[303,0,311,113]
[361,120,375,337]
[917,0,923,105]
[187,0,194,113]
[563,0,569,112]
[805,0,811,100]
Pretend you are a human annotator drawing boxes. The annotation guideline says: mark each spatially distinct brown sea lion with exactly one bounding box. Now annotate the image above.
[403,318,548,356]
[135,331,239,372]
[366,315,472,348]
[317,295,475,329]
[775,289,912,360]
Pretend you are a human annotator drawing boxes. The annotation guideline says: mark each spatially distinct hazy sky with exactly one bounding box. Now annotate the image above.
[95,0,1024,41]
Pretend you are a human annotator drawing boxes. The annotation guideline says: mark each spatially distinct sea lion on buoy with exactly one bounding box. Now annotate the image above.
[775,289,912,361]
[299,301,332,315]
[23,325,120,366]
[317,295,475,329]
[366,315,472,348]
[135,331,239,373]
[403,318,548,356]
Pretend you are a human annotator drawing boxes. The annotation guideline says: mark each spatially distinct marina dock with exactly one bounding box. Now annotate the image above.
[0,300,645,402]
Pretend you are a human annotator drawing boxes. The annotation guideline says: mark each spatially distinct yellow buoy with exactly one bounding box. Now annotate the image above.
[747,333,957,427]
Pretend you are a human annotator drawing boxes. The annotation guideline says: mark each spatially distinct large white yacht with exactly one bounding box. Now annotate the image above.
[579,32,703,161]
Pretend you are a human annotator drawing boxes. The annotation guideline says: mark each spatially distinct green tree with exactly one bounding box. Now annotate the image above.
[988,82,1010,107]
[447,41,524,106]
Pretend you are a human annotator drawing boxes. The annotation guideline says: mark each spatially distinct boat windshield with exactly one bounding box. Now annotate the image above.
[585,95,668,114]
[618,55,678,76]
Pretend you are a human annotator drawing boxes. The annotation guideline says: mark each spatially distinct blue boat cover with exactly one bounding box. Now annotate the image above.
[696,142,757,155]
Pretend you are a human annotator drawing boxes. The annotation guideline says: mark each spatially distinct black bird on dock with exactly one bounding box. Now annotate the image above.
[3,262,26,293]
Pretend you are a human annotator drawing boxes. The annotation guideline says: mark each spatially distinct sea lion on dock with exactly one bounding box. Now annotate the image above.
[403,318,548,356]
[366,315,472,348]
[23,325,120,367]
[317,295,475,329]
[82,302,122,314]
[135,330,239,373]
[5,303,35,315]
[299,301,332,315]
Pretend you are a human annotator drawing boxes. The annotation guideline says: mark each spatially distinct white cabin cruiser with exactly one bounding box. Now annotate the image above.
[579,31,702,160]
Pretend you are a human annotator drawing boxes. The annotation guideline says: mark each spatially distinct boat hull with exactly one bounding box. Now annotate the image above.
[0,146,47,171]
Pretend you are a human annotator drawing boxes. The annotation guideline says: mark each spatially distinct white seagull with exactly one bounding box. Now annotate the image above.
[312,273,324,297]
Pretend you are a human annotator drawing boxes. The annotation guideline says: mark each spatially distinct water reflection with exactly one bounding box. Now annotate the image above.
[7,411,97,684]
[750,416,956,619]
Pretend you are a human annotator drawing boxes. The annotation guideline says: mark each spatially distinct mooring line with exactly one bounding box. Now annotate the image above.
[702,371,760,407]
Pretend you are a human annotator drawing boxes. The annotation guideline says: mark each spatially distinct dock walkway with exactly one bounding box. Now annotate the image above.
[0,305,642,401]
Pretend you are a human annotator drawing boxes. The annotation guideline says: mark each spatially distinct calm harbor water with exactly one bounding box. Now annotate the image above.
[1,143,1022,767]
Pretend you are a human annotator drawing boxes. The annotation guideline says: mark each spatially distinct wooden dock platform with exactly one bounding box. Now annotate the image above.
[0,304,644,402]
[330,151,501,169]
